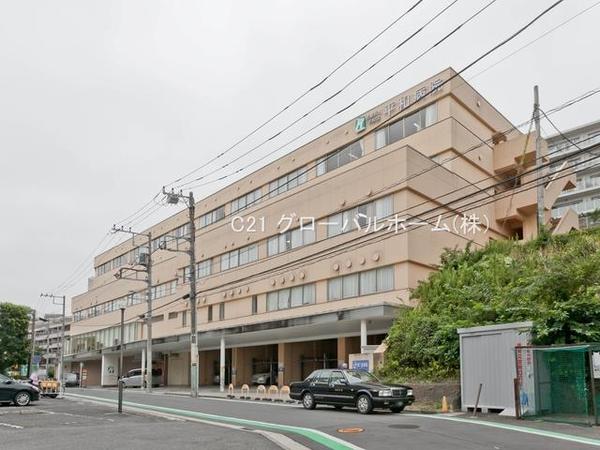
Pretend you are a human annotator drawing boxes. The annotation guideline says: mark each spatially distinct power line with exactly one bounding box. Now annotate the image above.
[193,144,600,298]
[176,0,501,191]
[162,0,426,189]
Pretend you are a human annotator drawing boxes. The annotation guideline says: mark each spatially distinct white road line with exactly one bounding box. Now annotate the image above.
[0,422,23,429]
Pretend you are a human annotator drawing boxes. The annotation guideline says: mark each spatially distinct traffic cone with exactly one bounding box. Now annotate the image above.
[441,395,449,413]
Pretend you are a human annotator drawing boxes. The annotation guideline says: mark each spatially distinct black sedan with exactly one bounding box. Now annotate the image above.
[290,369,414,414]
[0,373,40,406]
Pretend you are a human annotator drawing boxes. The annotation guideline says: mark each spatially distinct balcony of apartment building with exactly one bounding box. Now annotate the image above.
[492,131,577,238]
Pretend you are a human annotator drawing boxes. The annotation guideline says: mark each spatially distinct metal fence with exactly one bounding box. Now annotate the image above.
[516,344,600,426]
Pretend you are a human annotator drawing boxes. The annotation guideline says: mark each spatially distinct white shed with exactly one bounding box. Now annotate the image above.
[458,321,533,416]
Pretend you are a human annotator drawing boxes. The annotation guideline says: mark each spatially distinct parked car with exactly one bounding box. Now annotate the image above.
[251,372,276,386]
[64,372,79,387]
[121,368,161,388]
[0,373,40,406]
[289,369,414,414]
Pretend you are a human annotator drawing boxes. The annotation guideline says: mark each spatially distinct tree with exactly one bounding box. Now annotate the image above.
[0,303,31,373]
[380,228,600,382]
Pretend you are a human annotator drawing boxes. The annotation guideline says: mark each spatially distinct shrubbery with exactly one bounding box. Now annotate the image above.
[380,228,600,382]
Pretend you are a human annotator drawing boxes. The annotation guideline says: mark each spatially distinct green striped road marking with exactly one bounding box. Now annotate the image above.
[404,413,600,447]
[67,392,362,450]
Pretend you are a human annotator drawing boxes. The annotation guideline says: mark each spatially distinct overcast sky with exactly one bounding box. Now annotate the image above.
[1,0,599,316]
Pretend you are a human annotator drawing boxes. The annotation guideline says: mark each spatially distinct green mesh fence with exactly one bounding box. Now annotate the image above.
[516,345,600,426]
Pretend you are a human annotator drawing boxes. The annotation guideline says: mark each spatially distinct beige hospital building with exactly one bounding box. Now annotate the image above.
[65,68,577,388]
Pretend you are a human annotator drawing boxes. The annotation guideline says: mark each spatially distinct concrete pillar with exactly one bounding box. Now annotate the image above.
[360,320,368,351]
[219,337,225,392]
[337,337,349,369]
[277,342,293,388]
[141,349,146,388]
[231,347,239,387]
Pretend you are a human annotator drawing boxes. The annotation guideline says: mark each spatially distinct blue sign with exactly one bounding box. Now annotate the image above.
[32,355,41,365]
[352,360,369,371]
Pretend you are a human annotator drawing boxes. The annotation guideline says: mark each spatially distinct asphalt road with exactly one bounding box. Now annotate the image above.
[0,397,278,450]
[63,387,600,450]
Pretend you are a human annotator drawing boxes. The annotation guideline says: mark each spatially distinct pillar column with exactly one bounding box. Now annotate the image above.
[219,337,225,392]
[337,337,349,369]
[277,342,293,387]
[231,347,239,387]
[141,349,146,388]
[360,320,368,351]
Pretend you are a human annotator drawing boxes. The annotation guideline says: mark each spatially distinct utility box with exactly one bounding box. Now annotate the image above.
[458,321,533,415]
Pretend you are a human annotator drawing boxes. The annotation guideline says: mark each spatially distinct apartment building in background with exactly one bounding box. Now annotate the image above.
[549,119,600,229]
[29,313,72,372]
[64,68,577,388]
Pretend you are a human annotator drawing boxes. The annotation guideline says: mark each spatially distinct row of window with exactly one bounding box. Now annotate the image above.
[221,243,259,271]
[73,280,177,322]
[327,266,394,301]
[317,140,363,176]
[231,188,262,214]
[267,227,316,256]
[269,168,308,197]
[327,195,393,237]
[375,104,437,150]
[198,206,226,228]
[267,284,316,312]
[69,322,138,354]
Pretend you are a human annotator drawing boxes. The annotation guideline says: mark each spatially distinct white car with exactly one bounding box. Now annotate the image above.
[121,368,161,388]
[251,372,276,385]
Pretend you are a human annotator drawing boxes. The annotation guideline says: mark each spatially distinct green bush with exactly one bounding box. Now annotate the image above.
[380,228,600,382]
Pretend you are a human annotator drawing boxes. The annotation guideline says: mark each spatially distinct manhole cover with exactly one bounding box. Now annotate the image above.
[388,424,420,429]
[337,427,364,433]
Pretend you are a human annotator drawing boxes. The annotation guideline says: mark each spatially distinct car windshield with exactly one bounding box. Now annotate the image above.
[0,374,10,382]
[345,370,379,383]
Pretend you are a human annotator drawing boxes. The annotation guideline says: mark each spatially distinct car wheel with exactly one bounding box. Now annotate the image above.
[302,392,316,410]
[334,405,343,410]
[14,391,31,407]
[390,406,405,413]
[356,394,373,414]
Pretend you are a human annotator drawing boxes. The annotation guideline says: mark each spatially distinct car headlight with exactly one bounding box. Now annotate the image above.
[378,390,393,397]
[407,389,413,396]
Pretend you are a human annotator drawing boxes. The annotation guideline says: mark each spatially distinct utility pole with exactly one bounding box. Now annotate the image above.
[162,188,198,398]
[40,294,66,396]
[38,317,50,370]
[111,226,154,393]
[534,85,545,235]
[27,309,36,378]
[118,306,125,414]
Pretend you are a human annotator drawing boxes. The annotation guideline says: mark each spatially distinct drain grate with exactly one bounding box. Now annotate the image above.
[388,424,420,429]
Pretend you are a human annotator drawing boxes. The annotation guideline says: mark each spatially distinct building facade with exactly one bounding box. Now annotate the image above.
[549,120,600,229]
[29,313,72,373]
[65,68,576,388]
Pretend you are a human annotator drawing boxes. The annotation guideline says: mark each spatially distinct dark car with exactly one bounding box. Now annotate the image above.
[0,373,40,406]
[290,369,414,414]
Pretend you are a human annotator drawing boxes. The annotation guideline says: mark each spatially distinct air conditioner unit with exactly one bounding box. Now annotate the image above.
[137,251,150,267]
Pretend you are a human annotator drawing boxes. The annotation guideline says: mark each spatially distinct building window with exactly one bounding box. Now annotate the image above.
[327,266,394,301]
[151,314,164,323]
[151,280,177,300]
[316,140,364,176]
[267,227,315,256]
[208,305,213,322]
[221,244,258,271]
[197,259,212,278]
[251,295,258,315]
[181,310,187,327]
[168,312,178,320]
[231,188,262,213]
[266,284,316,312]
[269,168,308,197]
[374,103,437,150]
[326,195,393,237]
[199,206,225,228]
[219,303,225,321]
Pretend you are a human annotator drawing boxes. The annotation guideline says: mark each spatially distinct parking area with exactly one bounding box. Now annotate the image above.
[0,398,279,450]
